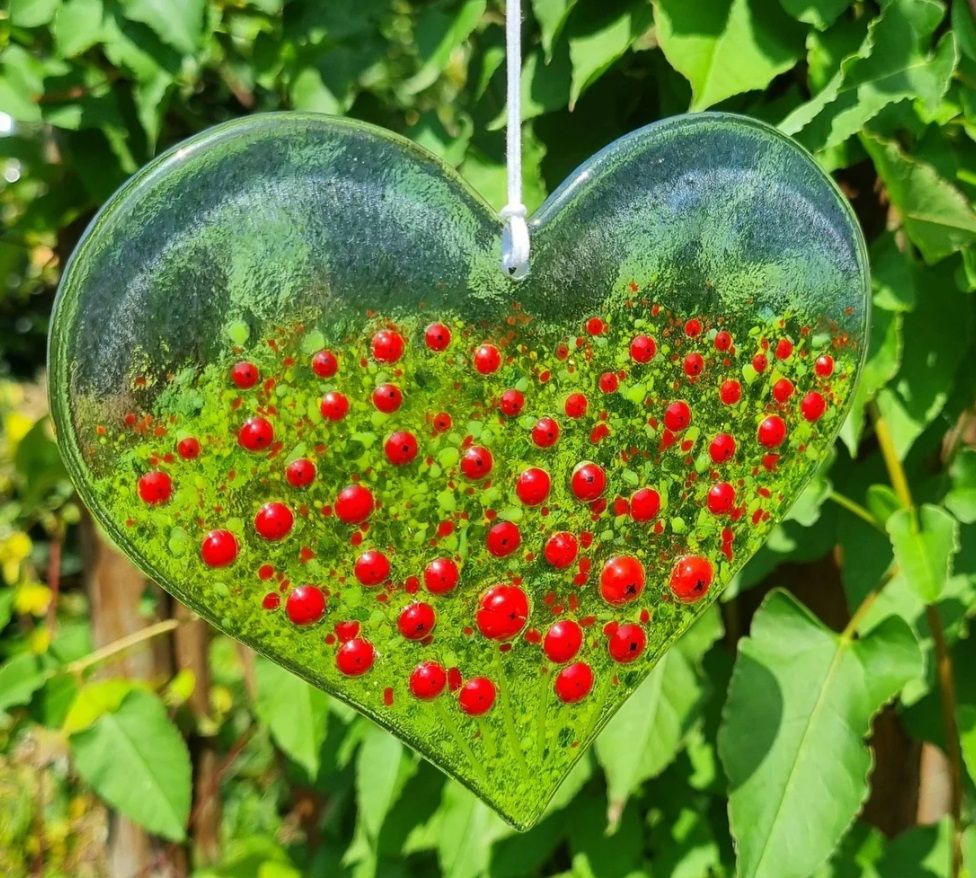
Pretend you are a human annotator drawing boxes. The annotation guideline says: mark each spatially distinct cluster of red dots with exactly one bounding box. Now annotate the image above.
[134,308,837,711]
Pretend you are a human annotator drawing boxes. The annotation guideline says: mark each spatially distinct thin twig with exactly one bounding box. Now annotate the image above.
[828,491,886,532]
[61,618,183,678]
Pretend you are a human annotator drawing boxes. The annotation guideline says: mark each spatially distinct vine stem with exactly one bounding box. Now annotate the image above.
[871,403,963,878]
[60,618,182,678]
[828,491,886,533]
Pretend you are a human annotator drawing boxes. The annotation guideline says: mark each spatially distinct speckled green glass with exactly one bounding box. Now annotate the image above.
[49,112,869,829]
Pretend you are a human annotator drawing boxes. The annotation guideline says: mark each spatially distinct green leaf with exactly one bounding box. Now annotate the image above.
[62,678,139,733]
[778,0,851,30]
[0,652,45,712]
[953,0,976,62]
[719,590,921,878]
[404,0,487,94]
[870,233,916,312]
[595,647,700,818]
[565,0,652,107]
[886,504,959,603]
[782,0,957,153]
[53,0,105,57]
[254,657,329,779]
[947,447,976,523]
[435,782,508,878]
[356,725,413,839]
[960,703,976,787]
[653,0,807,111]
[9,0,58,28]
[70,689,191,841]
[531,0,577,61]
[122,0,205,55]
[862,132,976,264]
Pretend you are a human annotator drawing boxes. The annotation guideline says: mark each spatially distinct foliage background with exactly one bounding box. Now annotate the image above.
[2,0,976,876]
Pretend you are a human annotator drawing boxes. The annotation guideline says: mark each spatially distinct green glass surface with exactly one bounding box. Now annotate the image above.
[48,111,869,829]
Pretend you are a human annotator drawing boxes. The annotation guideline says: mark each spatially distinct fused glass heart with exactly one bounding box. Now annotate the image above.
[49,112,868,829]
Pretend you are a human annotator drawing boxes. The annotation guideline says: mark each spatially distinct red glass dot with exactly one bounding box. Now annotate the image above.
[564,393,588,418]
[372,329,405,363]
[554,662,594,703]
[720,380,742,405]
[815,354,834,377]
[410,661,447,699]
[231,361,259,389]
[608,623,646,664]
[683,352,704,377]
[709,433,736,463]
[424,557,460,595]
[531,417,560,448]
[177,437,200,460]
[630,335,656,363]
[476,584,529,640]
[571,461,606,501]
[238,416,274,451]
[385,430,418,465]
[707,482,736,515]
[460,445,493,480]
[286,458,316,487]
[684,318,702,338]
[201,529,238,567]
[586,316,606,335]
[515,467,551,506]
[752,353,768,373]
[337,637,375,675]
[473,343,501,374]
[458,677,496,715]
[629,488,660,522]
[372,383,403,413]
[663,401,692,432]
[544,532,578,569]
[775,338,793,359]
[335,485,374,524]
[544,620,583,663]
[801,391,827,422]
[425,322,452,351]
[599,372,619,393]
[254,502,294,540]
[599,555,645,605]
[772,378,794,403]
[758,415,787,448]
[311,349,338,377]
[286,585,325,625]
[714,330,733,351]
[670,555,713,603]
[486,521,521,557]
[138,471,172,504]
[354,549,390,586]
[499,389,525,417]
[320,391,349,421]
[398,602,436,640]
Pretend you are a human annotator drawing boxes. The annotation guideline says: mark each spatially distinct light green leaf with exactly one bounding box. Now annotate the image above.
[122,0,205,55]
[782,0,956,153]
[886,504,958,603]
[435,782,508,878]
[566,0,652,107]
[404,0,487,94]
[62,678,140,733]
[870,233,916,312]
[53,0,104,56]
[356,725,413,839]
[778,0,851,30]
[862,132,976,264]
[254,657,329,779]
[719,590,921,878]
[531,0,577,61]
[595,647,700,817]
[960,704,976,787]
[654,0,807,111]
[0,652,45,712]
[946,448,976,523]
[10,0,58,27]
[838,303,901,456]
[70,689,191,841]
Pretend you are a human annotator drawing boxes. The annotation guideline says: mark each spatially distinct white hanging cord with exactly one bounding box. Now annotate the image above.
[501,0,530,279]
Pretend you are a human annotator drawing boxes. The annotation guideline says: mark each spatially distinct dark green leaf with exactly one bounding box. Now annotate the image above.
[356,725,414,839]
[947,447,976,523]
[403,0,487,94]
[778,0,851,30]
[0,652,45,712]
[122,0,206,55]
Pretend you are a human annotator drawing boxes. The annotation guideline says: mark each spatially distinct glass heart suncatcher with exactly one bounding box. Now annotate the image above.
[49,112,868,829]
